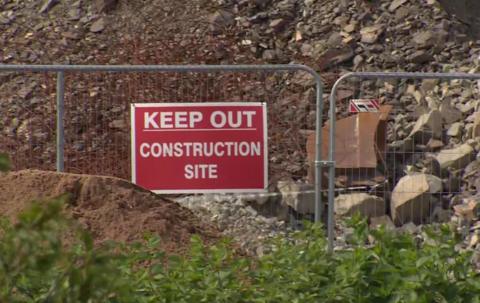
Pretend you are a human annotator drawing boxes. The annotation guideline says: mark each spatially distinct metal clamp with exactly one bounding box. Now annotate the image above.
[316,160,335,167]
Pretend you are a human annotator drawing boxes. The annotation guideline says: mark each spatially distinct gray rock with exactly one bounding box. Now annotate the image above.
[427,139,444,151]
[262,49,276,61]
[431,206,452,223]
[400,222,419,234]
[391,174,443,225]
[327,32,343,46]
[90,18,105,33]
[420,79,439,93]
[277,180,314,215]
[418,156,442,177]
[447,122,463,137]
[360,25,383,44]
[389,0,408,12]
[0,11,15,25]
[436,144,475,171]
[209,10,234,33]
[409,50,433,64]
[440,99,463,124]
[408,110,443,143]
[68,8,81,21]
[472,113,480,138]
[413,30,436,49]
[39,0,59,14]
[370,215,395,230]
[269,18,286,32]
[108,119,126,129]
[290,71,315,87]
[438,0,480,39]
[335,193,385,218]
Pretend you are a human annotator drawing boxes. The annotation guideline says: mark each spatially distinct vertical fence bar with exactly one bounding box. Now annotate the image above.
[314,75,324,223]
[327,80,339,253]
[56,71,65,172]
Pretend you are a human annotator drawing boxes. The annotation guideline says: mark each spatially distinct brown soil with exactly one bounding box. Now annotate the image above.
[0,169,219,254]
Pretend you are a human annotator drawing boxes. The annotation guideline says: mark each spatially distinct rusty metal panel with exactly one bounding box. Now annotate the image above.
[306,105,391,183]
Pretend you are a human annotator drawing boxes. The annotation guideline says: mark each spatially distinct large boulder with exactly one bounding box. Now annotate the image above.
[391,174,443,225]
[277,180,314,215]
[408,110,443,144]
[370,215,395,231]
[438,0,480,38]
[335,193,385,218]
[436,143,475,172]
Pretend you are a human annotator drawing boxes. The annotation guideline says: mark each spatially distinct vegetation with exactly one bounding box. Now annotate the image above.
[0,153,9,172]
[0,199,476,302]
[0,155,479,302]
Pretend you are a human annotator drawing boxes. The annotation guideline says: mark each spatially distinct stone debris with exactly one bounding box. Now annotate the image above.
[277,179,314,215]
[335,193,385,218]
[369,215,395,230]
[39,0,59,14]
[391,174,442,225]
[175,194,290,256]
[90,18,106,33]
[436,144,475,172]
[389,0,408,12]
[408,110,443,143]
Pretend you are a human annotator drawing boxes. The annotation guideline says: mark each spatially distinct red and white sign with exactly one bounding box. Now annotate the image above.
[131,102,268,193]
[349,99,380,113]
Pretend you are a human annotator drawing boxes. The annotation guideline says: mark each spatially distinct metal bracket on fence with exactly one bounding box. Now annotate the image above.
[317,160,335,167]
[327,71,480,254]
[56,71,65,172]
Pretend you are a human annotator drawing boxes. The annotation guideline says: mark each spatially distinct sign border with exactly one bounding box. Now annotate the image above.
[131,102,268,194]
[348,99,380,113]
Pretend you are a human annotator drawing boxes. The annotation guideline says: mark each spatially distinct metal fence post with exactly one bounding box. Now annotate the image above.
[314,74,324,224]
[56,71,65,172]
[327,80,340,253]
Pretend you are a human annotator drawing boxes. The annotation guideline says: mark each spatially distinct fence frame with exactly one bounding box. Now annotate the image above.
[328,71,480,252]
[0,64,325,222]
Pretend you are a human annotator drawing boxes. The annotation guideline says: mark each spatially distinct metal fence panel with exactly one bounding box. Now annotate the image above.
[0,71,57,171]
[328,72,480,252]
[0,64,325,224]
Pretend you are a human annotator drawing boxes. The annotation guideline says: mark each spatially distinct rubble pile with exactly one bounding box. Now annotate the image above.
[232,0,476,73]
[175,194,291,256]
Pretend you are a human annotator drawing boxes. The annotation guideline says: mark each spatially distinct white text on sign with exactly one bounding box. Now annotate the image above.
[144,110,257,129]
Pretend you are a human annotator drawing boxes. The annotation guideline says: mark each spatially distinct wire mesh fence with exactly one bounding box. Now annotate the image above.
[327,72,480,251]
[0,71,57,171]
[60,69,319,182]
[0,65,326,228]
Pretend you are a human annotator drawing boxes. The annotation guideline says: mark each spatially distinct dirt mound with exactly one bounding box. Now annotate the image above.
[0,170,218,254]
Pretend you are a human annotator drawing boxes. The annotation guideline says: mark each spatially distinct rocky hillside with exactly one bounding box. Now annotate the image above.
[1,0,478,69]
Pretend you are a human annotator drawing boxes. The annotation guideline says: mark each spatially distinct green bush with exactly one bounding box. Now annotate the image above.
[0,153,9,172]
[0,199,479,302]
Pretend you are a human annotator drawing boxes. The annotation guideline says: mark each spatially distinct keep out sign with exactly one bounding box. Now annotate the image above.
[131,103,268,193]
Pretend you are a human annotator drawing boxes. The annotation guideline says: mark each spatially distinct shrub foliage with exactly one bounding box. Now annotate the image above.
[0,199,478,302]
